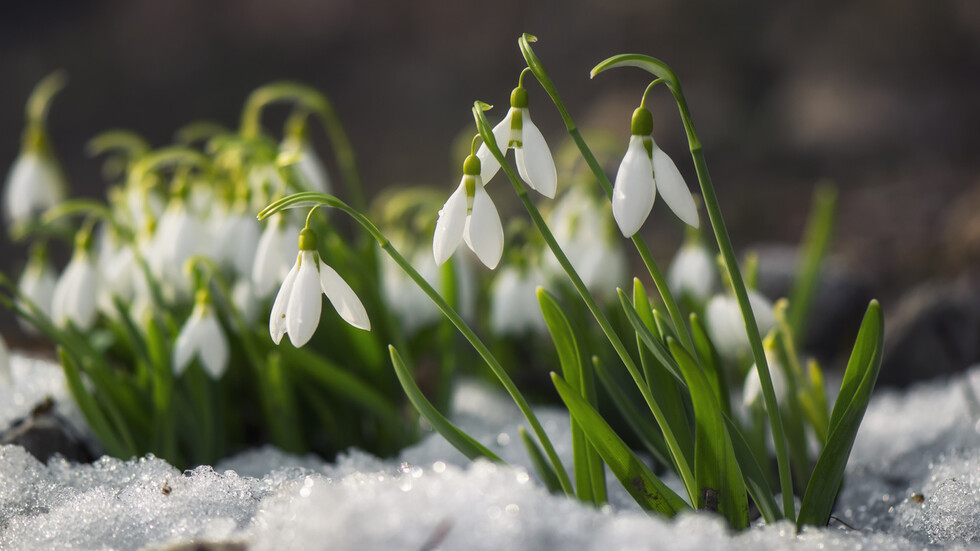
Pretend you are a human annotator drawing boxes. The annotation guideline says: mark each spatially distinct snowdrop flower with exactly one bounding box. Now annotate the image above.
[476,83,557,198]
[173,290,229,378]
[705,288,776,363]
[381,247,441,334]
[52,234,100,331]
[742,335,789,410]
[4,150,66,230]
[282,134,330,194]
[211,200,260,278]
[545,185,626,296]
[153,199,206,298]
[17,246,57,330]
[232,279,260,326]
[490,266,546,336]
[433,153,504,269]
[270,227,370,347]
[667,236,716,303]
[612,106,698,236]
[253,214,300,297]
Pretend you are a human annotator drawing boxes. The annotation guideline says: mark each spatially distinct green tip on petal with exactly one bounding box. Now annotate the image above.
[298,227,318,251]
[463,154,481,176]
[631,107,653,136]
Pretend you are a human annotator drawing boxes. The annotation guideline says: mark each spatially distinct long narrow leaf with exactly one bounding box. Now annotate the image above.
[798,300,883,527]
[519,427,563,493]
[668,338,749,529]
[552,372,689,516]
[389,346,503,463]
[538,288,593,502]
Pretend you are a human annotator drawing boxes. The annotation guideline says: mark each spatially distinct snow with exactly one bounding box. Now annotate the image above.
[1,353,980,550]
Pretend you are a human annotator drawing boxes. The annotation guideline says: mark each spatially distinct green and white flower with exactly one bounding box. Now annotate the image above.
[433,154,504,269]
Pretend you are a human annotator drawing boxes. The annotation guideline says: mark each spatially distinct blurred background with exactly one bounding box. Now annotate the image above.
[2,0,979,384]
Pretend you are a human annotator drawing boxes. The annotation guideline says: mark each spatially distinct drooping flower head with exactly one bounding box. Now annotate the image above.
[612,103,699,237]
[52,229,100,331]
[17,243,57,332]
[667,227,717,304]
[252,213,300,298]
[432,151,504,269]
[476,78,557,198]
[173,289,229,378]
[270,226,370,347]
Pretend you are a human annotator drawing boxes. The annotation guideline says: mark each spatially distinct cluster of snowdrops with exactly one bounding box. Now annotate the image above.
[1,35,883,532]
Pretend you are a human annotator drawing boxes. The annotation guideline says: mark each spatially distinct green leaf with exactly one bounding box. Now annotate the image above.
[668,338,749,529]
[798,300,884,528]
[690,313,730,416]
[552,372,689,516]
[632,280,694,464]
[58,348,128,458]
[537,287,593,502]
[789,184,836,340]
[389,346,503,463]
[723,415,783,524]
[592,355,672,468]
[519,427,563,494]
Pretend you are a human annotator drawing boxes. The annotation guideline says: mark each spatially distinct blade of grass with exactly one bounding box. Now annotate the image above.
[389,345,503,463]
[552,372,690,515]
[798,300,883,528]
[519,427,563,493]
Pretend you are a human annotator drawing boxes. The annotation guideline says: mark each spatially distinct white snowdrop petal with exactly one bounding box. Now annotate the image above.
[464,183,504,269]
[18,264,57,320]
[269,260,299,344]
[318,261,370,331]
[172,313,203,376]
[198,315,229,378]
[514,111,557,198]
[477,111,514,185]
[612,136,656,237]
[232,215,261,278]
[652,143,699,228]
[432,182,467,265]
[285,252,323,347]
[296,141,330,194]
[4,153,63,226]
[72,261,100,330]
[668,245,716,302]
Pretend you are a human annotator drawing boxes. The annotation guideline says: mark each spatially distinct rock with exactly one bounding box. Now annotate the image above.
[878,280,980,387]
[752,244,873,363]
[0,396,93,463]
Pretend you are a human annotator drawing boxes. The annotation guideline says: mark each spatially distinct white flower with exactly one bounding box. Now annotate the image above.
[490,267,546,336]
[173,297,229,378]
[667,241,716,303]
[0,334,10,386]
[153,200,206,298]
[282,136,330,194]
[612,107,698,237]
[381,248,441,334]
[52,249,100,331]
[17,254,57,331]
[3,151,65,228]
[545,186,626,296]
[432,155,504,269]
[705,289,776,363]
[476,86,556,198]
[232,279,260,326]
[742,338,789,410]
[253,214,300,297]
[211,202,260,278]
[270,229,370,347]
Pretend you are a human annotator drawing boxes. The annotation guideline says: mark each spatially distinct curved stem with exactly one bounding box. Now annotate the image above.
[240,81,366,211]
[639,79,664,108]
[592,53,796,522]
[473,104,698,505]
[259,192,574,496]
[26,70,68,125]
[517,35,697,360]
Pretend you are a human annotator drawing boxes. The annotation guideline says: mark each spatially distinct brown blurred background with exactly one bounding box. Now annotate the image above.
[2,0,980,382]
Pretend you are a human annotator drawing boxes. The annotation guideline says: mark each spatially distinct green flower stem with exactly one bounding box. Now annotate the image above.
[240,82,366,211]
[591,53,796,521]
[517,34,697,360]
[258,192,575,496]
[473,104,698,506]
[26,70,68,126]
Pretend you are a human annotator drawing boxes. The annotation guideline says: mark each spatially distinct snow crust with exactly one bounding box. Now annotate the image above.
[2,353,980,550]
